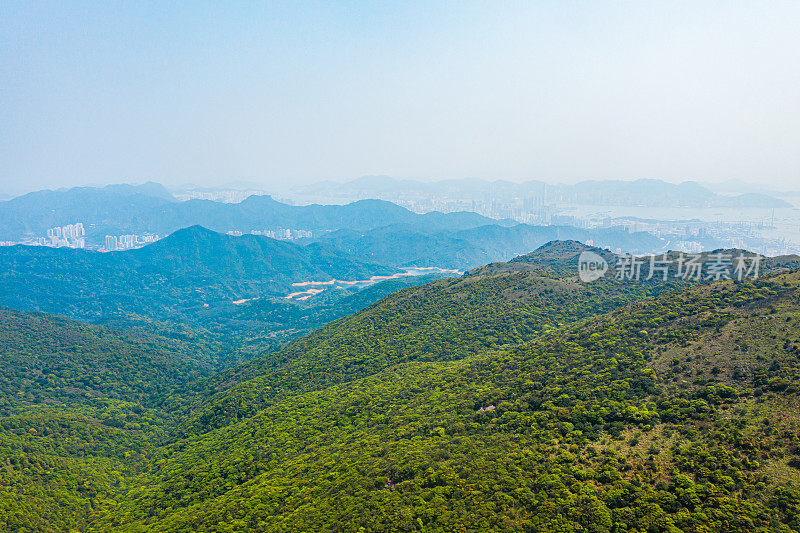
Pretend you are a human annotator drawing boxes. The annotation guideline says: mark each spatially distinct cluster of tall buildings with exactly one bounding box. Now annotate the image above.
[226,228,313,239]
[257,228,312,239]
[45,223,86,248]
[104,234,160,251]
[395,197,558,224]
[173,189,266,203]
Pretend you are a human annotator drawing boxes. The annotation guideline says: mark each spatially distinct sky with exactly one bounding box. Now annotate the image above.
[2,1,799,194]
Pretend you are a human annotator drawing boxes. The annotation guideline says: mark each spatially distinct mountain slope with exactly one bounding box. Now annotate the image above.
[182,242,682,435]
[0,226,395,324]
[4,240,800,532]
[184,241,800,436]
[0,308,222,532]
[315,222,665,270]
[0,183,175,240]
[0,307,220,412]
[100,266,800,532]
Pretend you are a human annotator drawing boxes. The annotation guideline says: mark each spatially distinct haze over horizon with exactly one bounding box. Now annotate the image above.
[5,175,797,199]
[3,1,799,194]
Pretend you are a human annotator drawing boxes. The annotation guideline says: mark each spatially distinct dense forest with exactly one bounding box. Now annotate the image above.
[182,243,681,437]
[103,267,800,532]
[0,225,450,358]
[0,308,224,530]
[1,241,800,531]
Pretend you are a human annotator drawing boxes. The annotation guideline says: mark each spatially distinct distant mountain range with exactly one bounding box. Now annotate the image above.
[0,225,395,324]
[701,178,800,199]
[316,221,666,270]
[0,222,667,330]
[0,181,681,271]
[293,176,793,208]
[0,182,500,242]
[3,178,792,245]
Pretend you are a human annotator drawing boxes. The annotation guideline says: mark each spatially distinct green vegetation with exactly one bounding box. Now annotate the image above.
[0,308,223,531]
[0,226,461,365]
[99,269,800,532]
[184,254,677,436]
[0,308,223,413]
[2,241,800,531]
[0,226,393,324]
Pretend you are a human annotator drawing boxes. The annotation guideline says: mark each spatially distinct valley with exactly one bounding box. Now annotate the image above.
[6,4,800,530]
[2,235,800,531]
[284,267,461,300]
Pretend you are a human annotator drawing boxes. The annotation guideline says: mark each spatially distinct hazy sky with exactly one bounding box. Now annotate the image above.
[2,1,799,193]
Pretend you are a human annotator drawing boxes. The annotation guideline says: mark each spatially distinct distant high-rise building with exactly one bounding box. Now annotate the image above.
[102,233,159,251]
[44,223,86,248]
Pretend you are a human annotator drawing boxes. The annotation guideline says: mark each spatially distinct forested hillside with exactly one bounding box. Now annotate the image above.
[0,308,223,412]
[99,266,800,532]
[0,308,223,531]
[183,242,682,435]
[314,222,664,269]
[3,241,800,531]
[0,225,461,361]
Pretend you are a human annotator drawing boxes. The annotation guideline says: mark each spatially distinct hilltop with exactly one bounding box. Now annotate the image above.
[181,240,684,435]
[316,223,664,270]
[99,260,800,531]
[0,225,394,325]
